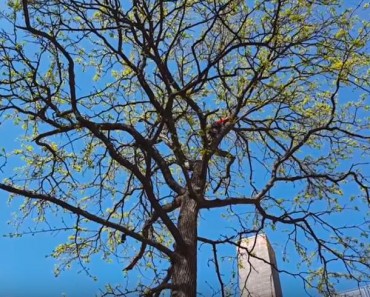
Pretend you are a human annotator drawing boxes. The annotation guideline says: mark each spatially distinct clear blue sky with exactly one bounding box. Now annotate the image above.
[1,1,369,297]
[1,87,367,296]
[0,187,364,297]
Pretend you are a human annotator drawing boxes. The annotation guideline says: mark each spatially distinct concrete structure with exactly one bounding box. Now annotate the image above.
[337,285,370,297]
[238,234,283,297]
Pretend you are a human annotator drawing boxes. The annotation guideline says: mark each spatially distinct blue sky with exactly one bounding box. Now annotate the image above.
[1,84,368,296]
[1,1,369,297]
[0,194,364,297]
[0,119,366,297]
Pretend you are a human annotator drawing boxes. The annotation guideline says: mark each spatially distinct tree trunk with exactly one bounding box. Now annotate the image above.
[172,160,203,297]
[172,196,198,297]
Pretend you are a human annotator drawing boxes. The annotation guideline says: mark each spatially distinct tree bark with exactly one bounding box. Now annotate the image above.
[172,161,202,297]
[172,196,198,297]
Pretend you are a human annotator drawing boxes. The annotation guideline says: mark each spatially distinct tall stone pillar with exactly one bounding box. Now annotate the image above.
[238,234,283,297]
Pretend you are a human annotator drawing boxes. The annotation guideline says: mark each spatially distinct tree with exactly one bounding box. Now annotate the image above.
[0,0,369,296]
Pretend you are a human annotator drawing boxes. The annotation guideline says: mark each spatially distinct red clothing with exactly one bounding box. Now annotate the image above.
[209,117,230,138]
[215,117,230,125]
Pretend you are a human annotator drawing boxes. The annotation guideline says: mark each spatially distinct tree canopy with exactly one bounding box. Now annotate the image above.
[0,0,369,296]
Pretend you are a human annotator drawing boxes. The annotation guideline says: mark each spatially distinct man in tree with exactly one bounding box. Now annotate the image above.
[208,117,230,140]
[0,1,369,296]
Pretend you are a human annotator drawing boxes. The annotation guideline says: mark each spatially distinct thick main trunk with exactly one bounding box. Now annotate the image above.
[171,160,203,297]
[172,196,198,297]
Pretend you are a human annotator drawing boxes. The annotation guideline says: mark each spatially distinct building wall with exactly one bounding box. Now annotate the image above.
[337,285,370,297]
[238,234,283,297]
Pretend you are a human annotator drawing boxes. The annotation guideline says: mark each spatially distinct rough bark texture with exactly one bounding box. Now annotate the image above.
[172,197,198,297]
[172,161,202,297]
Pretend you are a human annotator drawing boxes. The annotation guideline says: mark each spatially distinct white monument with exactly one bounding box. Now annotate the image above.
[238,234,283,297]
